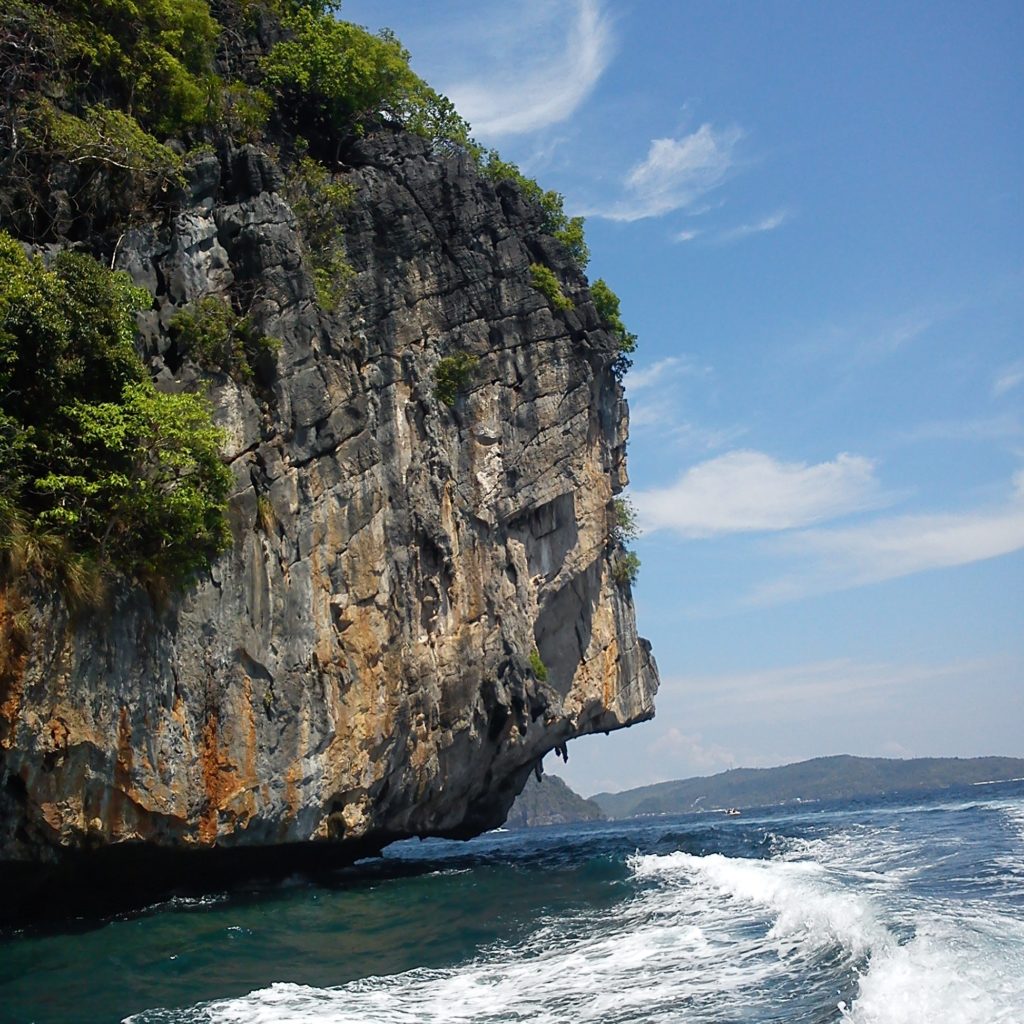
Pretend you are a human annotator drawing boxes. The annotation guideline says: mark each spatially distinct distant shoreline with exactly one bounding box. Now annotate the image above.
[591,755,1024,820]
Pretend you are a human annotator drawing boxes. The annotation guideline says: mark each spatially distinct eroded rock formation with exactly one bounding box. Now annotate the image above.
[0,130,658,911]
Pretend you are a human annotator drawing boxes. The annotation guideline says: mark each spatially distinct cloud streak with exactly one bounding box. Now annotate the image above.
[627,355,709,393]
[751,470,1024,603]
[715,209,790,243]
[445,0,613,137]
[674,657,994,721]
[593,123,742,222]
[625,358,743,452]
[650,728,736,774]
[994,360,1024,398]
[634,450,886,537]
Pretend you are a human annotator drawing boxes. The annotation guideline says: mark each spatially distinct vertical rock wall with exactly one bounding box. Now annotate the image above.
[0,130,658,869]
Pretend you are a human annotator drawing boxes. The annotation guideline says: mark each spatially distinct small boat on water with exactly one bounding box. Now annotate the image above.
[725,808,741,816]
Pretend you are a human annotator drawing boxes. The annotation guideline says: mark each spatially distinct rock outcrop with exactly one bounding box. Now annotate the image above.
[0,129,658,916]
[505,773,606,829]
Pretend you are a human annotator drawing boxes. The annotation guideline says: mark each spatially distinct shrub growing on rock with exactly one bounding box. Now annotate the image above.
[611,551,641,587]
[482,152,589,270]
[0,232,231,589]
[590,278,637,379]
[529,648,549,682]
[169,296,280,384]
[434,353,479,407]
[529,263,573,312]
[282,155,357,311]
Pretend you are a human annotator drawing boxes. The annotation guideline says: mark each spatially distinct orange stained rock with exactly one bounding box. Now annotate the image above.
[0,587,29,747]
[198,708,226,845]
[196,683,263,845]
[39,801,63,833]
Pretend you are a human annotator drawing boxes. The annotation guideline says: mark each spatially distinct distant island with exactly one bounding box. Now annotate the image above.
[506,775,606,828]
[591,755,1024,819]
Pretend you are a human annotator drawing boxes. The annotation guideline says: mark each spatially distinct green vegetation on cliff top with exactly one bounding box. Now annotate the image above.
[0,0,638,592]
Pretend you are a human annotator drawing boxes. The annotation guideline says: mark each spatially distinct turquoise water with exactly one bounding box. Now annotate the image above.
[3,781,1023,1023]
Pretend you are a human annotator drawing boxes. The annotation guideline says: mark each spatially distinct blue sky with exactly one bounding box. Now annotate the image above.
[339,0,1024,795]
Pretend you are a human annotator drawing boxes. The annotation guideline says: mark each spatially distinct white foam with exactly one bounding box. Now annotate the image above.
[129,851,864,1024]
[629,849,891,957]
[843,917,1024,1024]
[126,810,1024,1024]
[994,798,1024,845]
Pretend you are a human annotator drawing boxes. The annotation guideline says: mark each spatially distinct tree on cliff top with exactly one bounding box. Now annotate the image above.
[262,10,473,151]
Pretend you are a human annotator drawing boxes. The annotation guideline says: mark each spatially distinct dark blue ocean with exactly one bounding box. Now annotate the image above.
[3,780,1023,1023]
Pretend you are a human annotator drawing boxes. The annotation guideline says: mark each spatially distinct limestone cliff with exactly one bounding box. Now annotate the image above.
[505,774,606,829]
[0,128,658,914]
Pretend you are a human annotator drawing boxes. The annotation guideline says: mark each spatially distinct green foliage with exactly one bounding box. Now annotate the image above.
[23,101,184,190]
[311,253,355,312]
[553,216,590,272]
[263,11,473,148]
[256,494,278,534]
[0,231,231,589]
[169,296,280,383]
[611,496,639,545]
[611,550,641,587]
[482,153,589,269]
[0,236,149,421]
[529,263,573,312]
[434,353,479,407]
[54,0,222,134]
[608,496,640,587]
[219,83,274,142]
[529,648,549,682]
[1,0,217,239]
[35,382,232,583]
[590,279,637,354]
[0,0,218,135]
[283,155,356,310]
[590,278,637,380]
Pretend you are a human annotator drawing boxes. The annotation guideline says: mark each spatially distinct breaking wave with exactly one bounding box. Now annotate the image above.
[127,794,1024,1024]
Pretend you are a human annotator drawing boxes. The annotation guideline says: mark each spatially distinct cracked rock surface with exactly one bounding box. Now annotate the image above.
[0,130,658,881]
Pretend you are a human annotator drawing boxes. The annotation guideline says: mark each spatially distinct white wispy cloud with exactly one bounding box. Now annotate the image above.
[994,360,1024,398]
[628,410,746,452]
[671,209,789,245]
[650,728,736,775]
[751,470,1024,603]
[899,413,1023,444]
[445,0,613,137]
[593,123,743,222]
[626,358,742,452]
[627,355,709,393]
[634,450,886,538]
[675,657,994,719]
[715,209,790,243]
[789,308,942,372]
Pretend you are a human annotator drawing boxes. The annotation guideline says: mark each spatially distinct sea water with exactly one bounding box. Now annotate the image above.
[2,780,1023,1023]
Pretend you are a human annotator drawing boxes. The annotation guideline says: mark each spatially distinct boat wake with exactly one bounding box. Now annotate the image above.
[125,797,1024,1024]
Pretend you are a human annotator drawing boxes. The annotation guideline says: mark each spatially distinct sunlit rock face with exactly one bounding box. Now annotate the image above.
[0,131,658,872]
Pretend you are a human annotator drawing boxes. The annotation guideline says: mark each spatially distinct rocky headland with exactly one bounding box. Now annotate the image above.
[0,1,657,922]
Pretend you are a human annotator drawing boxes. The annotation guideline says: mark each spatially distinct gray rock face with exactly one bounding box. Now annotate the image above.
[0,130,658,872]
